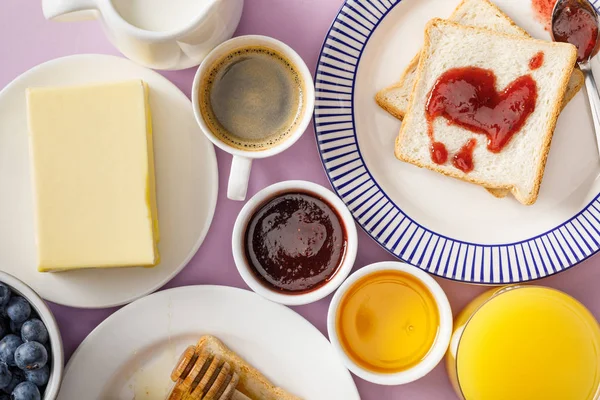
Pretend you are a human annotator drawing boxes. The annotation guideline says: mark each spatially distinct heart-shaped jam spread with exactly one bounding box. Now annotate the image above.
[425,66,538,173]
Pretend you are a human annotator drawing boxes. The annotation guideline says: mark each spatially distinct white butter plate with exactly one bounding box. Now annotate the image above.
[314,0,600,284]
[57,285,360,399]
[0,54,218,308]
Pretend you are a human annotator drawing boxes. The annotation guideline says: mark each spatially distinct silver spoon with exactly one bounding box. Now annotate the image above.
[552,0,600,154]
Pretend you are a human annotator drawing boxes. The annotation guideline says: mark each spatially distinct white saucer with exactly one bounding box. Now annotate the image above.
[58,285,360,399]
[0,54,218,308]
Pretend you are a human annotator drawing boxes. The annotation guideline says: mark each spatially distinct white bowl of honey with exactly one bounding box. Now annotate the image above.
[327,261,452,385]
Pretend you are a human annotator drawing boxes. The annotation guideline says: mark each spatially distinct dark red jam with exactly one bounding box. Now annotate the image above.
[430,141,448,164]
[244,192,347,293]
[532,0,556,31]
[529,51,545,70]
[425,67,538,172]
[453,138,477,173]
[553,2,599,62]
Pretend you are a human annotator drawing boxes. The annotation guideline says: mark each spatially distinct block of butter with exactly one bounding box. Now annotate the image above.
[27,80,160,272]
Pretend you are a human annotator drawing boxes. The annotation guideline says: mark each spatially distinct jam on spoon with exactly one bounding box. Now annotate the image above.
[552,0,600,156]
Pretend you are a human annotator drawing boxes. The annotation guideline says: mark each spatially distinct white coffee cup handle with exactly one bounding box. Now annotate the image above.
[228,156,253,201]
[42,0,98,21]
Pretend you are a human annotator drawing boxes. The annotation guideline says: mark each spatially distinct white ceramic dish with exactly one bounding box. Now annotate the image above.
[0,270,64,400]
[232,180,358,305]
[0,54,218,308]
[57,285,360,399]
[327,261,452,385]
[314,0,600,283]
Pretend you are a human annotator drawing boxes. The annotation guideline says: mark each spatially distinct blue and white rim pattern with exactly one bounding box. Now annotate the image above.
[314,0,600,284]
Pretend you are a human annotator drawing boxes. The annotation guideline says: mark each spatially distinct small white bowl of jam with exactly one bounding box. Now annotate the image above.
[327,261,452,385]
[232,180,358,306]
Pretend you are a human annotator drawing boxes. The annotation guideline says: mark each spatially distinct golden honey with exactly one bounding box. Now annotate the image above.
[336,270,440,373]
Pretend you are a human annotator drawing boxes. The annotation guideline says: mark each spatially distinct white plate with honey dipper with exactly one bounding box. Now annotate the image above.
[315,0,600,284]
[0,54,218,308]
[57,285,360,399]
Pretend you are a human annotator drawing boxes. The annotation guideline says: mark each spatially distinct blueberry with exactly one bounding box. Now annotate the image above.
[42,344,50,362]
[0,336,22,367]
[23,366,47,387]
[0,363,10,390]
[0,361,12,389]
[14,343,46,371]
[8,322,21,336]
[2,370,22,394]
[10,381,39,400]
[19,321,47,346]
[0,285,10,308]
[5,299,29,325]
[0,320,9,339]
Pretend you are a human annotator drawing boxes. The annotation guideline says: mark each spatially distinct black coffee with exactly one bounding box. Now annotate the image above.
[199,46,305,151]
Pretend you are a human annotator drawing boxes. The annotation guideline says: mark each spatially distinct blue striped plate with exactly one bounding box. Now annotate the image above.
[314,0,600,284]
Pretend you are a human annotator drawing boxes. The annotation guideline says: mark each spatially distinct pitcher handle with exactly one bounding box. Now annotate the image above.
[42,0,98,21]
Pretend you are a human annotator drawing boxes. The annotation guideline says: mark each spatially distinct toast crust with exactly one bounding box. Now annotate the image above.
[375,0,583,121]
[395,18,577,205]
[375,51,422,120]
[454,0,528,35]
[563,68,585,104]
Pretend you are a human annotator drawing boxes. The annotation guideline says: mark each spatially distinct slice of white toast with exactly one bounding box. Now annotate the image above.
[375,0,584,121]
[196,335,301,400]
[395,19,577,205]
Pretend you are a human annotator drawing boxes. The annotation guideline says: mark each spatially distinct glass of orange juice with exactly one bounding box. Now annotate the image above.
[447,286,600,400]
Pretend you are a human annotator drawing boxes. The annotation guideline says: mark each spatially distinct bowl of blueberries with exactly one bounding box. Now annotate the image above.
[0,271,63,400]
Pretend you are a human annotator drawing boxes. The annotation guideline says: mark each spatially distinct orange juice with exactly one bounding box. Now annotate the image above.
[336,270,440,373]
[447,286,600,400]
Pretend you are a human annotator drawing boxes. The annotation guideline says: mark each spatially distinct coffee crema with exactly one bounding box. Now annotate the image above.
[199,46,305,151]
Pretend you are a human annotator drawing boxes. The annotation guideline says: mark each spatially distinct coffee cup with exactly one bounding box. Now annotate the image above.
[192,35,315,201]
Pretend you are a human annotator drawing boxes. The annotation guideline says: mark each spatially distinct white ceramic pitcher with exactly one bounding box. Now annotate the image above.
[42,0,244,70]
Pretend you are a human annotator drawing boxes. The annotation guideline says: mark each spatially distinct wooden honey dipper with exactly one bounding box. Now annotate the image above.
[167,345,252,400]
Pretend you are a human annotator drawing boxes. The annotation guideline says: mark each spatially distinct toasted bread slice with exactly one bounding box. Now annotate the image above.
[395,19,577,205]
[196,335,301,400]
[375,0,584,122]
[377,0,583,200]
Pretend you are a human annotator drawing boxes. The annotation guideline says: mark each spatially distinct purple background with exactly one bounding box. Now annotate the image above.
[2,1,600,398]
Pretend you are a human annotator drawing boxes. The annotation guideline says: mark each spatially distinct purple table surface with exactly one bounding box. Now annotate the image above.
[2,1,600,399]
